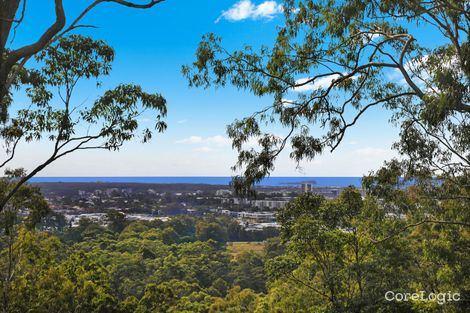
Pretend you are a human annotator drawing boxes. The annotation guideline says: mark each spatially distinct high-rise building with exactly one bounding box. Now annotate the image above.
[302,182,313,193]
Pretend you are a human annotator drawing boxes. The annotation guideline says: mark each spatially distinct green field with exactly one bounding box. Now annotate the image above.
[226,241,265,257]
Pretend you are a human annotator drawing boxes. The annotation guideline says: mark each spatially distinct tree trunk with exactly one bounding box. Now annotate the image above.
[0,0,21,122]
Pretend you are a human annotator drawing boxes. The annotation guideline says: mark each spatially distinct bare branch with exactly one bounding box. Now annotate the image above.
[0,136,21,169]
[56,0,164,40]
[5,0,65,68]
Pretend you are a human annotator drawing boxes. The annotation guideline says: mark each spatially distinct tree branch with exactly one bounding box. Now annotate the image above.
[0,136,21,169]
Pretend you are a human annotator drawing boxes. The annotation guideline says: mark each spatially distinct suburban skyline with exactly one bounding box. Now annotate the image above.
[7,0,399,176]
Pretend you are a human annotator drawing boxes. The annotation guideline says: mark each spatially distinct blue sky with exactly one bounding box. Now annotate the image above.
[6,0,400,177]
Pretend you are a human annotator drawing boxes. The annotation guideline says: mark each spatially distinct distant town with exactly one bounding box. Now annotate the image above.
[33,181,355,231]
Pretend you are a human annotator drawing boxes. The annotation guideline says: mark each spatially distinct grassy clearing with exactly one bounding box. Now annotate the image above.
[226,241,265,257]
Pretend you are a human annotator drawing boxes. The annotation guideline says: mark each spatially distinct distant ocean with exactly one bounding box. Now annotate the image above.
[29,176,362,187]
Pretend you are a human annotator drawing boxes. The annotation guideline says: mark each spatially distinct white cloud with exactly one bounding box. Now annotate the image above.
[206,135,231,146]
[361,32,382,44]
[397,54,464,94]
[177,119,188,124]
[193,146,214,153]
[176,136,204,145]
[293,74,357,92]
[176,135,231,147]
[255,1,282,17]
[369,33,381,40]
[387,55,432,88]
[245,136,262,148]
[279,98,295,107]
[354,147,390,157]
[216,0,283,23]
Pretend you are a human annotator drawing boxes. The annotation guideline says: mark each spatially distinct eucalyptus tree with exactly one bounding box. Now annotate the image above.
[0,34,167,215]
[0,35,167,311]
[0,1,168,215]
[183,0,470,197]
[184,3,470,309]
